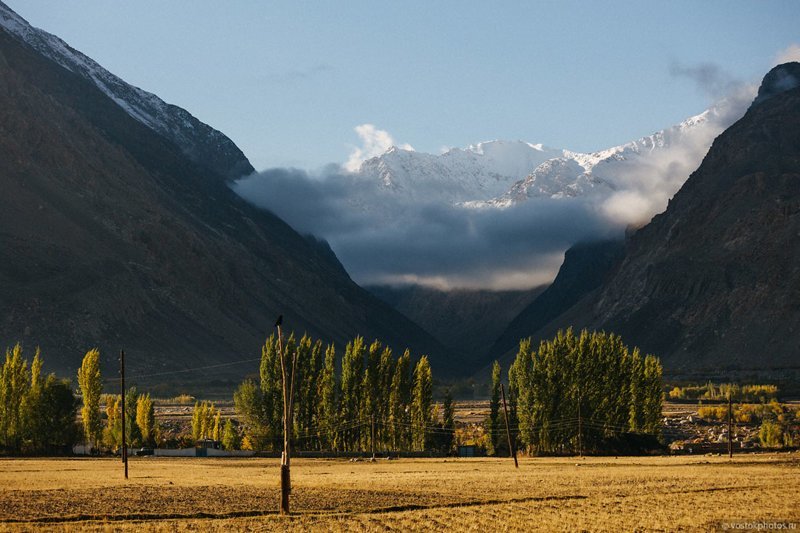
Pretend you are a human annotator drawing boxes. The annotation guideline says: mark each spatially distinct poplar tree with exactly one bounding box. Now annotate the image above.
[316,343,338,450]
[389,350,412,450]
[0,344,29,451]
[487,361,502,455]
[442,388,455,453]
[77,348,103,451]
[411,356,432,451]
[136,393,155,446]
[340,337,365,450]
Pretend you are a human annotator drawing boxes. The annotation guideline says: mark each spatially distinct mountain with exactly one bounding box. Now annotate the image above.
[467,110,722,208]
[352,141,566,203]
[368,285,543,371]
[0,5,454,387]
[499,63,800,374]
[0,2,253,181]
[487,239,625,369]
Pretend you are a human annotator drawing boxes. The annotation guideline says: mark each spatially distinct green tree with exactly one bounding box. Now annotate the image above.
[316,343,338,450]
[411,356,433,451]
[340,337,365,450]
[136,393,155,446]
[37,375,80,454]
[388,350,412,451]
[0,344,30,451]
[222,418,240,450]
[442,388,455,453]
[486,360,502,455]
[233,379,269,450]
[77,348,103,452]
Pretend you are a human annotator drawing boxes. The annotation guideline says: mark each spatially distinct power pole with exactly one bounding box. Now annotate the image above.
[577,398,582,458]
[120,349,128,480]
[500,383,518,468]
[276,315,298,515]
[371,414,376,461]
[728,391,733,460]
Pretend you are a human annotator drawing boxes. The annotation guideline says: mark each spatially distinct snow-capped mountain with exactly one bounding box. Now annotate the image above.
[352,140,566,203]
[0,1,253,180]
[350,106,727,216]
[465,110,721,208]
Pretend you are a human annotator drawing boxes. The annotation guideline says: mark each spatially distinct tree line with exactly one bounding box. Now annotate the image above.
[0,344,79,454]
[233,334,454,452]
[486,329,663,455]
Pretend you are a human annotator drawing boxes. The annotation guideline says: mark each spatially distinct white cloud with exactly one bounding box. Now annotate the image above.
[343,124,414,172]
[775,43,800,65]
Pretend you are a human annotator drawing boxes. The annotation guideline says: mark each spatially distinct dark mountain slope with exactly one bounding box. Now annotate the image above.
[527,63,800,372]
[487,239,625,365]
[369,285,543,371]
[0,28,454,385]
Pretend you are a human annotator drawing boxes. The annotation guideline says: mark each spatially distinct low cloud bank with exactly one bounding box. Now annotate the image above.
[233,168,613,289]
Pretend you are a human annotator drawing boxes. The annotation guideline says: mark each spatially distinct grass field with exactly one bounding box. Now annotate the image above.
[1,454,798,531]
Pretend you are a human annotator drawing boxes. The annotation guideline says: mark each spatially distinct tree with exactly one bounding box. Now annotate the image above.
[77,349,103,452]
[136,393,156,446]
[389,350,412,451]
[316,343,338,450]
[486,360,502,455]
[233,379,269,450]
[37,376,80,454]
[0,344,30,451]
[411,356,432,451]
[222,418,240,450]
[340,337,365,450]
[442,388,455,453]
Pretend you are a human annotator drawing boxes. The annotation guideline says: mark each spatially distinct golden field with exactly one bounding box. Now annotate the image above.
[1,454,798,531]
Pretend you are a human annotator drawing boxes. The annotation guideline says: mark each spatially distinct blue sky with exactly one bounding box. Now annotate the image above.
[6,1,800,171]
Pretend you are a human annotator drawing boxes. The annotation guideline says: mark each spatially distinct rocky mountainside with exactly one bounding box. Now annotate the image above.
[0,2,253,180]
[0,18,454,387]
[503,63,800,374]
[368,285,543,371]
[487,239,625,369]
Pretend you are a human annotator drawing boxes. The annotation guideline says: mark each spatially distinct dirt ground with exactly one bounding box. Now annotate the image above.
[1,453,798,531]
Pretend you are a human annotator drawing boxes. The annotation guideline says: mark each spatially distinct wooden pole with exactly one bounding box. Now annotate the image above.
[500,384,518,468]
[371,414,376,460]
[120,349,128,480]
[578,398,582,458]
[276,320,290,515]
[728,391,733,460]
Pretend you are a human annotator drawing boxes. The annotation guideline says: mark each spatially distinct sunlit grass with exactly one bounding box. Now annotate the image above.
[1,454,798,531]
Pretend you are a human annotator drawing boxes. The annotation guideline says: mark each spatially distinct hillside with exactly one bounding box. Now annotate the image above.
[368,285,543,371]
[0,22,454,387]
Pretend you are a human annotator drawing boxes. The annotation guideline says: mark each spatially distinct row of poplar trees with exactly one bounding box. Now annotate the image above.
[0,344,79,454]
[234,334,437,452]
[77,349,156,451]
[499,329,663,454]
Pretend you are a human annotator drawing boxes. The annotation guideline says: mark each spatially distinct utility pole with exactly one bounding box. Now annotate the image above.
[728,391,733,460]
[578,397,582,458]
[500,383,518,469]
[276,315,298,515]
[120,349,128,480]
[371,414,376,461]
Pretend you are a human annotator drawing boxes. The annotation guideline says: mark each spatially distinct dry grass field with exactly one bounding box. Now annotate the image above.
[1,454,798,531]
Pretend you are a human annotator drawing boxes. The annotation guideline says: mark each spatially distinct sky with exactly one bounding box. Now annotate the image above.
[5,1,800,172]
[5,1,800,290]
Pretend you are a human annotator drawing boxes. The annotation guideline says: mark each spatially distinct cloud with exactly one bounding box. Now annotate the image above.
[775,43,800,65]
[669,61,741,99]
[600,76,756,227]
[232,166,614,290]
[344,124,414,172]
